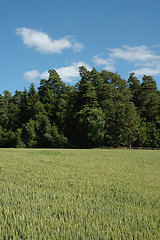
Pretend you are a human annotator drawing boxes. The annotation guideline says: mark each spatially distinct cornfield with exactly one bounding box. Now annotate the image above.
[0,149,160,239]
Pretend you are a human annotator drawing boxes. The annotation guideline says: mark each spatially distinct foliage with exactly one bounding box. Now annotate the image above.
[0,67,160,148]
[76,107,105,147]
[0,94,8,127]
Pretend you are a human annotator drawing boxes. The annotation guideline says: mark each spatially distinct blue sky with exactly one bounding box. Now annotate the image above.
[1,0,160,94]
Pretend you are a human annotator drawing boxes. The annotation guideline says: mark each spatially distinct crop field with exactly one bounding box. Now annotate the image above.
[0,149,160,239]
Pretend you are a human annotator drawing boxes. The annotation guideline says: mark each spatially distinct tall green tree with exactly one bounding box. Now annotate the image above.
[38,80,53,118]
[77,66,99,109]
[140,75,159,122]
[76,107,105,147]
[38,70,68,130]
[19,88,29,125]
[35,113,67,148]
[27,83,39,120]
[74,67,103,147]
[98,71,132,147]
[0,67,160,149]
[117,102,140,148]
[0,94,8,128]
[128,72,141,110]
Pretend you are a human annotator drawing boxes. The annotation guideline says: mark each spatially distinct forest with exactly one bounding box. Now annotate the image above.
[0,67,160,149]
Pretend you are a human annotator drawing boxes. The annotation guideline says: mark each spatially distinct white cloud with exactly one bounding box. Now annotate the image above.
[24,62,91,83]
[16,27,84,54]
[73,42,84,52]
[132,67,160,76]
[39,71,49,79]
[56,61,91,82]
[93,55,115,72]
[24,70,40,83]
[106,45,160,77]
[109,45,160,63]
[24,70,49,83]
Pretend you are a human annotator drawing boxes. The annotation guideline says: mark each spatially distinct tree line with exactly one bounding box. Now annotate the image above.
[0,67,160,148]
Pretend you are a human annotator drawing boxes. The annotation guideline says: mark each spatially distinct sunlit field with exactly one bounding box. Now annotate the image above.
[0,149,160,239]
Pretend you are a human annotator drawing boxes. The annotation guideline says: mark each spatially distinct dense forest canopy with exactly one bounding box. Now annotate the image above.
[0,67,160,148]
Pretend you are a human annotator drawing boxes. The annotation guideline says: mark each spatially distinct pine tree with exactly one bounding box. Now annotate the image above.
[128,72,141,110]
[140,75,159,122]
[27,83,39,120]
[19,88,29,125]
[0,94,8,127]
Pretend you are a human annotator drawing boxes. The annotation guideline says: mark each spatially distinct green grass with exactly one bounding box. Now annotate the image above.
[0,149,160,239]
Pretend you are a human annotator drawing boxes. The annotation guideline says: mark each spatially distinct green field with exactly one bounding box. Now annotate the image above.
[0,149,160,239]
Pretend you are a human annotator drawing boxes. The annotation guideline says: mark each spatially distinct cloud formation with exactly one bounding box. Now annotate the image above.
[56,62,91,82]
[109,45,160,76]
[93,45,160,77]
[24,70,42,83]
[93,55,115,72]
[16,27,84,54]
[24,62,91,83]
[109,45,160,62]
[132,67,160,76]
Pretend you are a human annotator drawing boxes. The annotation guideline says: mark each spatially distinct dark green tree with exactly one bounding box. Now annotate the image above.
[76,107,105,147]
[19,88,29,125]
[27,83,39,120]
[140,75,159,122]
[21,119,38,147]
[35,113,67,148]
[74,67,104,147]
[0,67,160,149]
[3,91,20,131]
[38,70,68,131]
[128,72,141,110]
[0,94,8,128]
[98,71,132,147]
[117,102,141,148]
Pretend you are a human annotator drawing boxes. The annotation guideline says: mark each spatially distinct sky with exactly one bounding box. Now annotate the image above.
[1,0,160,94]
